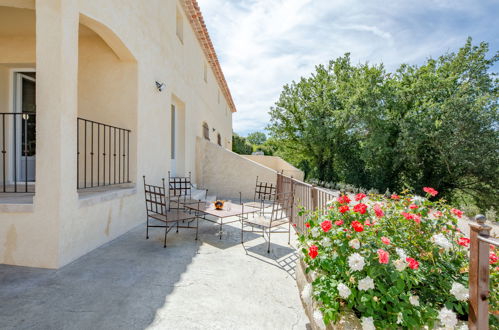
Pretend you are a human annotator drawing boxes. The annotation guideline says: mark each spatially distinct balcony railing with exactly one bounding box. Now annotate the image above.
[0,112,36,193]
[77,118,131,189]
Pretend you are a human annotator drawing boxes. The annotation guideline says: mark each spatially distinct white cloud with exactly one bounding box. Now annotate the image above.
[198,0,499,135]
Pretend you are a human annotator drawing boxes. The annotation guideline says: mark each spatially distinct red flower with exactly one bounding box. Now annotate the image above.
[373,204,384,218]
[353,203,368,214]
[355,193,367,201]
[391,194,400,200]
[409,204,418,210]
[305,222,310,228]
[335,219,344,226]
[457,237,470,247]
[406,257,419,270]
[292,223,297,227]
[451,208,464,218]
[401,212,421,224]
[490,252,498,264]
[377,249,390,264]
[401,212,412,220]
[351,221,364,232]
[308,245,318,259]
[321,220,332,232]
[423,187,438,197]
[381,237,391,245]
[433,211,443,218]
[337,195,351,204]
[338,205,350,213]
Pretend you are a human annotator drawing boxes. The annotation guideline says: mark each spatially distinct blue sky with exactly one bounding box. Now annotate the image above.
[198,0,499,136]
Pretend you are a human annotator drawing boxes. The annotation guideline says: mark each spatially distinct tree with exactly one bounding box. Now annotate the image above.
[246,131,267,145]
[232,133,253,155]
[268,38,498,209]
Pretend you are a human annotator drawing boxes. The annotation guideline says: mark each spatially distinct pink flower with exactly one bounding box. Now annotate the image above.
[335,219,344,226]
[353,203,368,214]
[373,204,384,218]
[451,208,464,218]
[308,245,318,259]
[391,194,400,200]
[339,205,350,213]
[406,257,419,270]
[381,237,391,245]
[401,212,413,220]
[377,249,390,264]
[321,220,332,232]
[412,214,421,224]
[409,204,418,210]
[364,219,372,226]
[433,211,443,218]
[337,195,351,204]
[490,252,498,264]
[423,187,438,197]
[351,221,364,232]
[355,193,367,201]
[457,237,470,247]
[401,212,421,224]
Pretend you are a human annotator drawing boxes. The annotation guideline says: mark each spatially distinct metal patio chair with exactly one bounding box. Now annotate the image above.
[168,171,207,210]
[243,176,276,214]
[143,176,199,248]
[241,191,294,253]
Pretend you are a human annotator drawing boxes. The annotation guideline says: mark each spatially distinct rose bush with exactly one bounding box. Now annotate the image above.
[298,190,499,328]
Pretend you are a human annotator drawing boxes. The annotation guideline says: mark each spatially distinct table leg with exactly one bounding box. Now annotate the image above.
[219,218,223,239]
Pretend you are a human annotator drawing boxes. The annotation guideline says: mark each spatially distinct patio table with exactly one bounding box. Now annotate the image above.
[183,201,259,239]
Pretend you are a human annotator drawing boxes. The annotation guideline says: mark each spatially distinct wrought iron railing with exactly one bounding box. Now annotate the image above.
[0,112,36,193]
[77,118,131,189]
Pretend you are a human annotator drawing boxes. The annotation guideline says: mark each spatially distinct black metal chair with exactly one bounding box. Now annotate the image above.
[168,171,207,210]
[241,191,294,253]
[143,176,198,248]
[243,176,276,214]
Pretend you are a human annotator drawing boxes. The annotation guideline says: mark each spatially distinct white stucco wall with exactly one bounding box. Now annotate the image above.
[241,155,305,181]
[196,137,277,200]
[0,0,235,268]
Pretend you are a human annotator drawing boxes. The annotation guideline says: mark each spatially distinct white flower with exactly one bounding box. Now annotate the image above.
[394,259,407,272]
[432,233,453,250]
[311,227,321,238]
[450,282,469,301]
[326,200,334,206]
[358,276,375,291]
[310,271,318,281]
[349,238,361,249]
[301,283,313,306]
[337,282,351,299]
[321,237,332,247]
[409,295,420,306]
[397,312,403,324]
[348,253,365,272]
[438,307,458,329]
[396,248,408,259]
[361,316,375,330]
[313,310,326,330]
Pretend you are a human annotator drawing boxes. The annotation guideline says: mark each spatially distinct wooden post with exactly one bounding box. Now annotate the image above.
[290,177,295,226]
[469,214,492,330]
[311,184,318,211]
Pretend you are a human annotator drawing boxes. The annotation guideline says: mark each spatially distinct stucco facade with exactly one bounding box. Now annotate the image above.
[0,0,235,268]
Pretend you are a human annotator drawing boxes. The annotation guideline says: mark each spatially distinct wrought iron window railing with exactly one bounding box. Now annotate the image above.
[0,112,36,193]
[77,118,131,189]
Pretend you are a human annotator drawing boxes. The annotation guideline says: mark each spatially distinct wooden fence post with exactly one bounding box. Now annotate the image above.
[469,214,492,330]
[311,184,318,211]
[290,177,295,225]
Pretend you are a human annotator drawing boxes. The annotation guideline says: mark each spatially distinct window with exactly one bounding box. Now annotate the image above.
[171,105,176,159]
[202,122,209,140]
[217,133,221,146]
[203,62,207,82]
[176,7,184,42]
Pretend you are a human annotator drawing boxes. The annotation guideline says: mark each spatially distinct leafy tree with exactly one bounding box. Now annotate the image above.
[246,131,267,145]
[268,38,498,209]
[232,133,253,155]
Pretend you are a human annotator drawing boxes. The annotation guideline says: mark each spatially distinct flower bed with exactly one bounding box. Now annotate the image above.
[298,189,498,329]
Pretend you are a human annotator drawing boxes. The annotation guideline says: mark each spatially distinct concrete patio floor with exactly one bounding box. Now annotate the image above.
[0,217,309,330]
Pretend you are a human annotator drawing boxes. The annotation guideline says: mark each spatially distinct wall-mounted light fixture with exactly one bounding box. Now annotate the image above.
[155,81,166,92]
[212,128,216,132]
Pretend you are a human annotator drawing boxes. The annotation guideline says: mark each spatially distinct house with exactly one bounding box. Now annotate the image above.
[0,0,303,270]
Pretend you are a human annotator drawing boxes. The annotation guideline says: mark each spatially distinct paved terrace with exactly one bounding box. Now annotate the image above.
[0,218,308,330]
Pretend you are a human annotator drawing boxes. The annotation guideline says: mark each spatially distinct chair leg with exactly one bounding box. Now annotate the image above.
[164,224,168,248]
[267,229,271,253]
[195,218,199,241]
[241,221,244,243]
[176,221,179,233]
[146,217,150,239]
[288,221,291,245]
[219,219,223,240]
